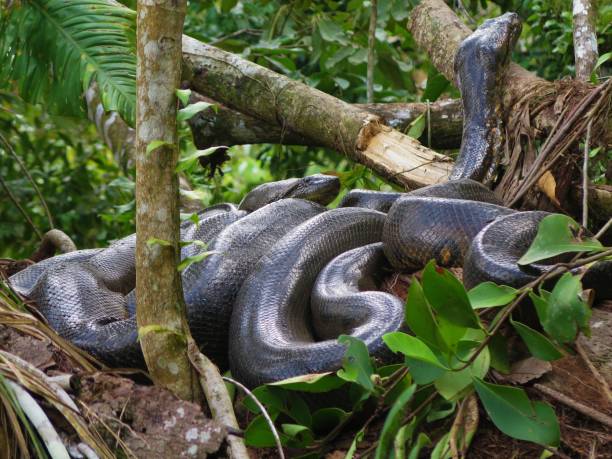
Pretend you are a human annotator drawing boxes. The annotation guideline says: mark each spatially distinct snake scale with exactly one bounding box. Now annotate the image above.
[9,13,611,387]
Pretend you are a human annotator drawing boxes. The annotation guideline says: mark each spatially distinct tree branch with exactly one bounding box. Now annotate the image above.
[572,0,599,81]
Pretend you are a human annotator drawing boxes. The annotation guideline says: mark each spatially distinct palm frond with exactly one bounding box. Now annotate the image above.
[0,0,137,125]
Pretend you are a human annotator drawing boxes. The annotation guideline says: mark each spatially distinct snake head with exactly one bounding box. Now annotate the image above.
[239,174,340,211]
[283,174,341,206]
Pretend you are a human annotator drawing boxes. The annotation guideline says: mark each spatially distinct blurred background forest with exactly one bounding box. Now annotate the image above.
[1,0,610,258]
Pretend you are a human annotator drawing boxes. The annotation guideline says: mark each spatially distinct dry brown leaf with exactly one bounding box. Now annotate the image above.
[537,170,560,206]
[501,357,552,385]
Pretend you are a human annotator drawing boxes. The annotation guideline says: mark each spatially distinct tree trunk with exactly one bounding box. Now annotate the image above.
[135,0,200,401]
[572,0,599,81]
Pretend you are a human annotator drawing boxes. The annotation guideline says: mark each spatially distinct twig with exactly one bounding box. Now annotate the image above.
[534,383,612,429]
[5,379,71,459]
[454,248,612,372]
[582,121,592,228]
[594,217,612,240]
[427,100,432,148]
[367,0,378,103]
[508,80,611,207]
[0,172,43,240]
[186,340,250,459]
[0,133,54,229]
[222,376,285,459]
[575,341,612,404]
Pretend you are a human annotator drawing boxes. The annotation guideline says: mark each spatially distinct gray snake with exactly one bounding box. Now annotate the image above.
[8,13,611,387]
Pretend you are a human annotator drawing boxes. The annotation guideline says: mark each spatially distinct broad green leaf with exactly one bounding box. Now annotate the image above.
[281,424,313,447]
[430,432,451,459]
[541,273,591,343]
[511,319,564,361]
[404,358,446,385]
[374,384,417,459]
[473,378,560,446]
[175,88,192,106]
[345,428,365,459]
[242,386,311,427]
[407,433,431,459]
[421,68,450,102]
[337,335,375,392]
[180,212,200,227]
[468,282,518,309]
[317,18,349,45]
[244,413,285,447]
[488,333,511,374]
[407,114,426,139]
[422,261,481,329]
[435,340,490,401]
[146,140,172,155]
[518,214,603,265]
[268,372,345,393]
[177,251,216,272]
[404,280,447,352]
[383,332,448,370]
[426,399,456,423]
[2,0,137,124]
[177,101,213,122]
[591,51,611,83]
[311,408,349,436]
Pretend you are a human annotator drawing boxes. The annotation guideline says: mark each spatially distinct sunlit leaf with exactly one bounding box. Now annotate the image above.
[468,282,518,309]
[473,378,560,446]
[337,335,375,392]
[518,214,603,265]
[374,384,417,459]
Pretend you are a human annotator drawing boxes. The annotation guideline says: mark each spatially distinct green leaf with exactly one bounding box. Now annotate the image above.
[511,319,564,361]
[468,282,518,309]
[337,335,375,392]
[407,432,432,459]
[404,280,448,352]
[540,273,591,343]
[177,101,214,122]
[426,399,456,422]
[375,384,417,459]
[378,365,413,406]
[146,140,172,155]
[518,214,603,265]
[430,432,451,459]
[421,68,450,102]
[175,88,192,106]
[383,332,448,370]
[281,424,313,447]
[146,237,171,247]
[422,261,481,329]
[591,51,612,83]
[435,340,490,400]
[1,0,137,124]
[345,428,365,459]
[473,378,560,446]
[244,413,285,447]
[268,372,345,393]
[242,386,311,427]
[317,18,349,45]
[177,251,216,272]
[488,333,511,374]
[311,408,349,436]
[407,114,426,139]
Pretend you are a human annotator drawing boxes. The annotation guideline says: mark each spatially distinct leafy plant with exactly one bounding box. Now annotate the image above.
[240,214,610,456]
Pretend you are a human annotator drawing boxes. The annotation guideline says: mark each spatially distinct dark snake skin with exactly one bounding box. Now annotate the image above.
[8,13,610,385]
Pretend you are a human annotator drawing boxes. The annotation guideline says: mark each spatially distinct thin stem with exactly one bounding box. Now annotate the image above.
[0,133,54,229]
[582,121,592,228]
[594,217,612,240]
[366,0,377,103]
[454,248,612,372]
[0,172,43,240]
[222,376,285,459]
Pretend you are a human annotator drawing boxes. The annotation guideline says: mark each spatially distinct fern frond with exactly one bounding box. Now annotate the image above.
[0,0,137,126]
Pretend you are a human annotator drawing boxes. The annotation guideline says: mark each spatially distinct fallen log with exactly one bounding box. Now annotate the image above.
[181,35,453,190]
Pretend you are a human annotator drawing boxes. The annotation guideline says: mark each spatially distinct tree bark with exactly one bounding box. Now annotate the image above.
[135,0,200,401]
[572,0,599,81]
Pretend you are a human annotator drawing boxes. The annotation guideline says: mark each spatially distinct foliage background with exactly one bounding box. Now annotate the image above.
[0,0,610,258]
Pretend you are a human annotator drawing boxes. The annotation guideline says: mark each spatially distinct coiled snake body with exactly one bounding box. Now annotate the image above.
[9,13,611,387]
